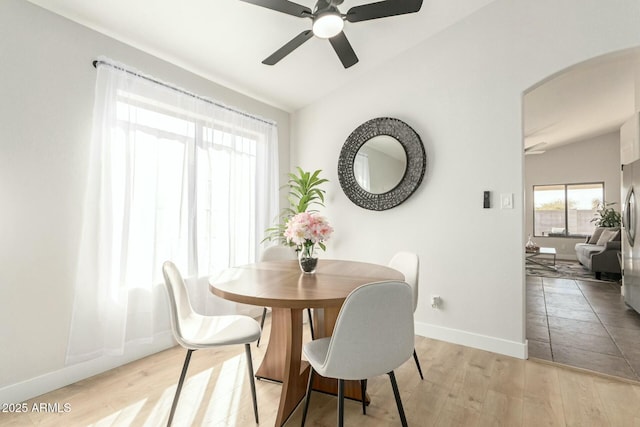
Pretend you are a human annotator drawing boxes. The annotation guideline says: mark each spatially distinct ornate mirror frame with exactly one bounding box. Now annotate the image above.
[338,117,427,211]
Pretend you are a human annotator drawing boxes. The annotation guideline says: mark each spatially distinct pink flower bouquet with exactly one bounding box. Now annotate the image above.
[284,212,333,258]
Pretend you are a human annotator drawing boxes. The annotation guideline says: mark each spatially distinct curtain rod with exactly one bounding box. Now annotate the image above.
[92,60,277,126]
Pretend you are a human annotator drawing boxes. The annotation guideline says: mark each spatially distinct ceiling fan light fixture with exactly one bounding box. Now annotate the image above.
[312,12,344,39]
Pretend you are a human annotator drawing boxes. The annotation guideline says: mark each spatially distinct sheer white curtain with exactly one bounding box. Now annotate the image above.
[66,59,279,365]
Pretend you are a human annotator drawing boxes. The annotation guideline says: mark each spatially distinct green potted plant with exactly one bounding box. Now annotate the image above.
[591,202,622,228]
[263,167,329,245]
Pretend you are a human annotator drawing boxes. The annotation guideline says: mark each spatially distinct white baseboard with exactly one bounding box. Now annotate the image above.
[0,332,175,404]
[415,321,528,359]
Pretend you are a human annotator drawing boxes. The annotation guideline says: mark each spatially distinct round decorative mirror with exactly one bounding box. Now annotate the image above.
[338,117,426,211]
[354,135,407,194]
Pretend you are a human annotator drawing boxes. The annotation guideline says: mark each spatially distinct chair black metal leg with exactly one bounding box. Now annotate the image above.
[388,371,408,427]
[360,379,367,415]
[307,308,315,340]
[167,349,194,427]
[245,344,259,424]
[257,307,267,347]
[413,348,424,380]
[301,368,315,427]
[338,379,345,427]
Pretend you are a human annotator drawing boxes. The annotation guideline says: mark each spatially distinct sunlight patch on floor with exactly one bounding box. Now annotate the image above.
[204,354,247,425]
[142,383,176,427]
[89,398,146,427]
[172,367,214,426]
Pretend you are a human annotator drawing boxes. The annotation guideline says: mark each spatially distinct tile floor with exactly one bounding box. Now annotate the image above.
[527,274,640,381]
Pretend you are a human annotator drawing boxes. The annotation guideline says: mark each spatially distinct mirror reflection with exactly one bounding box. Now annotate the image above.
[353,135,407,194]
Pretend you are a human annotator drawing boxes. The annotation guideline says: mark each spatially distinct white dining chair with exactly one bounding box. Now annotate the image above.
[300,281,414,427]
[257,245,315,346]
[389,251,423,380]
[162,261,261,426]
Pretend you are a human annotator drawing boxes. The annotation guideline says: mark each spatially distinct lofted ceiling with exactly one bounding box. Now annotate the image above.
[26,0,496,112]
[24,0,639,147]
[524,48,640,154]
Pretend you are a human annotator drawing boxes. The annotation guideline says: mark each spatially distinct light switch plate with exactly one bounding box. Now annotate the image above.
[500,193,513,209]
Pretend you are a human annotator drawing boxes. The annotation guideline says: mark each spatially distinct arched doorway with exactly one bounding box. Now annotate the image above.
[523,48,640,381]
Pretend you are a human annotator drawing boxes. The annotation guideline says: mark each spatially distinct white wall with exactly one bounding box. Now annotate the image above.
[525,132,621,259]
[0,0,290,402]
[292,0,640,357]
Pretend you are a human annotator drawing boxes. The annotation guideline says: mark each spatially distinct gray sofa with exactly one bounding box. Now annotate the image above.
[574,227,621,279]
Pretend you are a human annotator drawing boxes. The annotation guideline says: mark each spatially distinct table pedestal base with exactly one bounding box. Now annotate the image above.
[255,307,367,426]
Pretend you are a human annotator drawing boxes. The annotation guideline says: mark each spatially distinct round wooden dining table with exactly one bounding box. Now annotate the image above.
[209,259,404,427]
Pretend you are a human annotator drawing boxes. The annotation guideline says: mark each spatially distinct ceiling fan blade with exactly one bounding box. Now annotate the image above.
[238,0,312,18]
[524,142,547,152]
[345,0,423,23]
[262,30,314,65]
[329,32,359,69]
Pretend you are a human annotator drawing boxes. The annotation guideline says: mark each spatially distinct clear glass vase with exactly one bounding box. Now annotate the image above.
[298,244,318,274]
[525,234,539,253]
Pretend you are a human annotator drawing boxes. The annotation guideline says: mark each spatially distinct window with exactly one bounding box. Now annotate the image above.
[114,94,264,275]
[67,60,279,364]
[533,183,604,237]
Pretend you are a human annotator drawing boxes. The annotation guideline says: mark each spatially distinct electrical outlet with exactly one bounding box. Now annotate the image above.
[431,295,441,309]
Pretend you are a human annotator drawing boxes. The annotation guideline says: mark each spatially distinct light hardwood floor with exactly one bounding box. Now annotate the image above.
[3,316,640,426]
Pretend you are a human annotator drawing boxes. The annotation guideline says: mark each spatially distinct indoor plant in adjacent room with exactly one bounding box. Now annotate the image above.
[284,212,333,273]
[591,201,622,228]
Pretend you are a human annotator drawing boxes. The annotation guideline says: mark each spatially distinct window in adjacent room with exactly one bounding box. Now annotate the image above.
[533,182,604,237]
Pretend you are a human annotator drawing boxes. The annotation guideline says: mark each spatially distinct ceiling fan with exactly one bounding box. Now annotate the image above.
[239,0,424,68]
[524,142,547,155]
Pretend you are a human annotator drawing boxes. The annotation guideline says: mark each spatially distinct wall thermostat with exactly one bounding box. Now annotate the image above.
[483,191,491,209]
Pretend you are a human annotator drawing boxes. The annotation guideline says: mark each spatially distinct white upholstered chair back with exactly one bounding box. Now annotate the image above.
[162,261,195,348]
[260,245,296,261]
[162,261,261,348]
[161,260,261,424]
[318,281,414,380]
[388,252,419,312]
